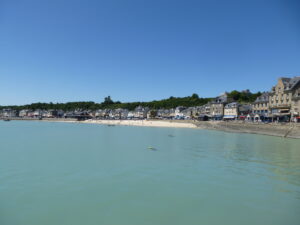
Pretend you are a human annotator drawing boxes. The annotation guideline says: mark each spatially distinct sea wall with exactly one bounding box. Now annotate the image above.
[192,121,300,139]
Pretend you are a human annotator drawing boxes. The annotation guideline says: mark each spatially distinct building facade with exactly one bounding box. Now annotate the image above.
[269,77,300,121]
[252,92,270,120]
[224,102,239,120]
[210,93,231,120]
[291,81,300,122]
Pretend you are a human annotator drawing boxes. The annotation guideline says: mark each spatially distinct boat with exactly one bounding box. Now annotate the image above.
[3,119,11,121]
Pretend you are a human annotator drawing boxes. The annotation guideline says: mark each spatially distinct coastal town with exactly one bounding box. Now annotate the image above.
[1,76,300,123]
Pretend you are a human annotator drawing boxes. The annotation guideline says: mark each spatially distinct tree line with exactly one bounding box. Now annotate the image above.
[0,91,261,111]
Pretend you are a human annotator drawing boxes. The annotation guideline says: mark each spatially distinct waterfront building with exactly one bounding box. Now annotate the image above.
[108,109,117,119]
[95,109,111,119]
[64,110,92,120]
[128,106,149,119]
[174,106,186,119]
[210,93,231,120]
[269,77,300,121]
[191,106,203,119]
[180,107,193,120]
[238,104,252,120]
[224,102,239,120]
[108,108,128,119]
[41,110,61,118]
[127,111,135,119]
[197,104,211,120]
[155,109,175,119]
[252,92,270,121]
[1,109,17,118]
[19,109,32,117]
[32,109,42,118]
[135,106,149,119]
[291,81,300,122]
[119,109,129,119]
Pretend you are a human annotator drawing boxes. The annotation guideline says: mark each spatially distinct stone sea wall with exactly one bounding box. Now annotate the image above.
[192,121,300,139]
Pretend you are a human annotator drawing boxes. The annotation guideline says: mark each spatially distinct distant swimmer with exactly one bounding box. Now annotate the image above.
[147,146,157,151]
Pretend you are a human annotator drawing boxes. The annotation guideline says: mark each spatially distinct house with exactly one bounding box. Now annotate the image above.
[269,77,300,122]
[127,111,135,119]
[181,107,194,120]
[191,106,203,118]
[119,109,129,119]
[174,106,186,119]
[224,102,239,120]
[1,109,17,118]
[57,110,65,118]
[291,80,300,122]
[155,109,175,119]
[41,109,65,118]
[128,106,149,119]
[238,104,252,120]
[203,104,211,115]
[95,109,111,119]
[210,93,231,120]
[42,110,52,118]
[252,92,270,121]
[19,109,32,117]
[32,109,43,118]
[108,108,128,119]
[64,110,92,121]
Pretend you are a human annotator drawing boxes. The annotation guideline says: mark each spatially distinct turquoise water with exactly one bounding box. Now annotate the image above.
[0,121,300,225]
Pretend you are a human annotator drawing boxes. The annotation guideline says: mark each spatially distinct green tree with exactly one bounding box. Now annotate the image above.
[191,93,199,99]
[104,96,113,104]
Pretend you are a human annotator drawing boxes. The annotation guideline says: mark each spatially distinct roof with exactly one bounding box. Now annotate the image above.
[225,102,239,108]
[239,104,252,111]
[211,94,228,104]
[254,92,269,103]
[278,76,300,91]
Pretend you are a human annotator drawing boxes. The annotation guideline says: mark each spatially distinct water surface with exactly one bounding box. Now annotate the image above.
[0,121,300,225]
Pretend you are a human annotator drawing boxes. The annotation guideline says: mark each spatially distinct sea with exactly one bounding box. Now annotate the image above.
[0,121,299,225]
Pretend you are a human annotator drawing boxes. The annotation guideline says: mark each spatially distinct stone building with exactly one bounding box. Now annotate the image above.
[269,77,300,121]
[210,93,231,120]
[291,81,300,122]
[224,102,239,120]
[252,92,270,118]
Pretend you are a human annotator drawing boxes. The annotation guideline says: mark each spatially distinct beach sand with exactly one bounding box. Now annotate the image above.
[81,119,198,128]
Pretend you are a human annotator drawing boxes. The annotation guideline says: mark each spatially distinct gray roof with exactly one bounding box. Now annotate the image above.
[225,102,239,108]
[278,76,300,90]
[211,94,228,104]
[239,104,252,112]
[254,92,269,103]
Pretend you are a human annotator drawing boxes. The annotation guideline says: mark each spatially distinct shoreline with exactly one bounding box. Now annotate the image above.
[81,119,198,129]
[2,118,300,139]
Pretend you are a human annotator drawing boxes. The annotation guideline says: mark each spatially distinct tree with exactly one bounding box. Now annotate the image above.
[149,110,157,118]
[191,93,199,99]
[103,96,113,104]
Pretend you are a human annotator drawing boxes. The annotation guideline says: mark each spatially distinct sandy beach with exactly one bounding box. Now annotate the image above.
[81,119,198,128]
[2,118,300,139]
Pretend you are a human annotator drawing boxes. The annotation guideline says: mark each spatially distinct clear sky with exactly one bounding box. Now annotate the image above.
[0,0,299,105]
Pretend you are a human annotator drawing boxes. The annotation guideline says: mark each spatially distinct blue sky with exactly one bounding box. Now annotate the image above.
[0,0,300,105]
